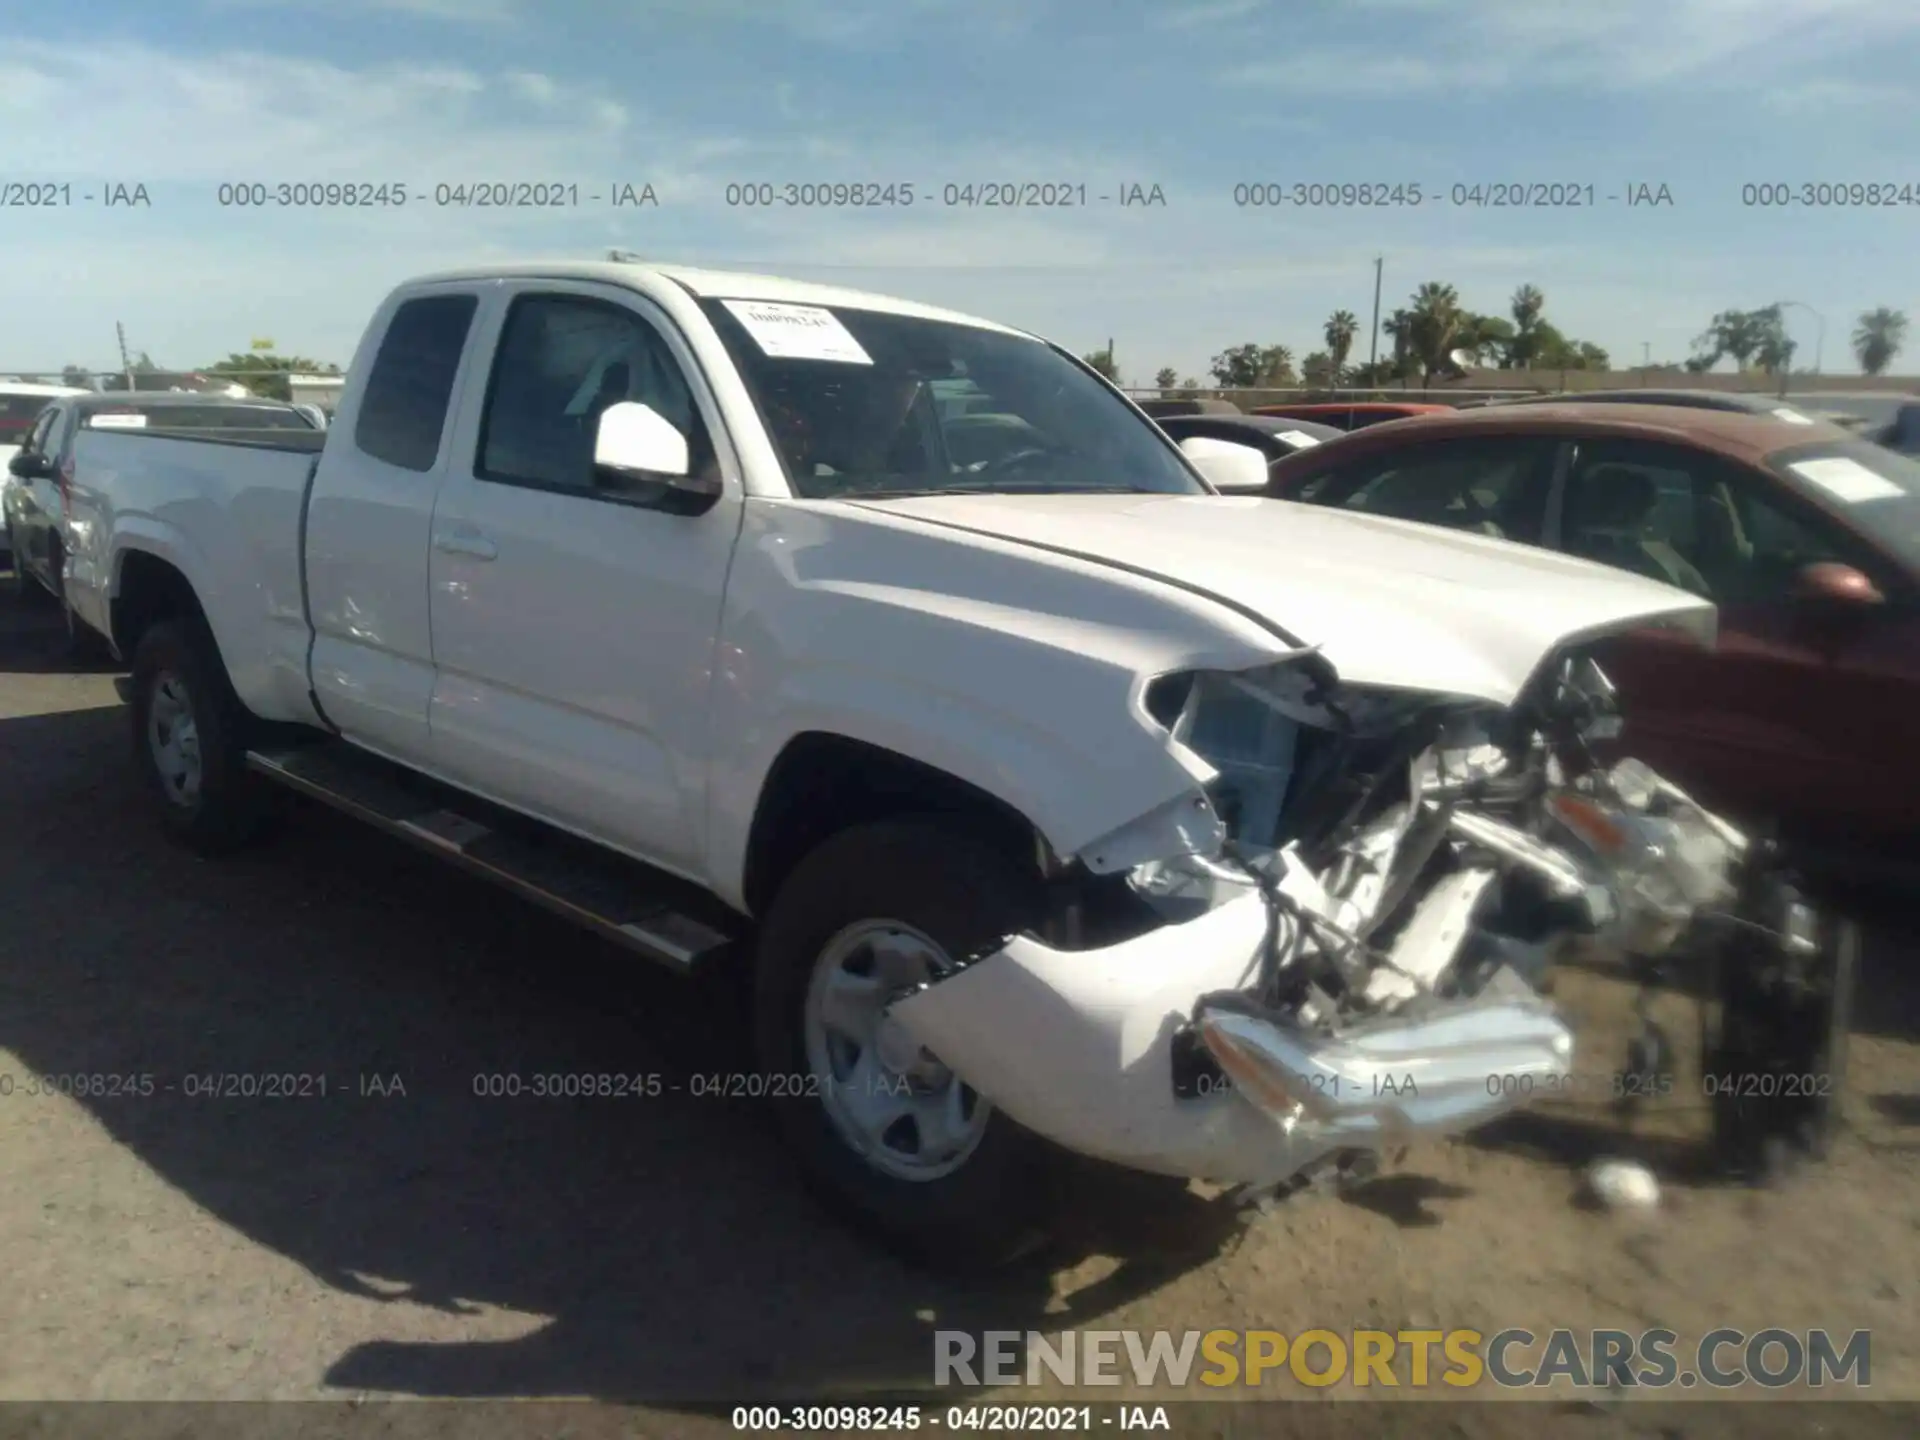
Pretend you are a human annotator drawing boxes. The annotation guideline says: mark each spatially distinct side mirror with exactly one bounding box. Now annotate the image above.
[1793,561,1883,606]
[8,451,50,479]
[594,400,690,480]
[1179,436,1270,494]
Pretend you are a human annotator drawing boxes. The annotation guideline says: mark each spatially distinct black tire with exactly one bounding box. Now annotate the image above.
[753,818,1057,1269]
[128,618,272,854]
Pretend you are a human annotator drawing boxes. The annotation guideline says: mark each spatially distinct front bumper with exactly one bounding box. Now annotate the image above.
[889,891,1575,1186]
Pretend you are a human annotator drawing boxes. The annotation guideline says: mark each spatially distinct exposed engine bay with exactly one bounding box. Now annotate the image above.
[891,645,1848,1194]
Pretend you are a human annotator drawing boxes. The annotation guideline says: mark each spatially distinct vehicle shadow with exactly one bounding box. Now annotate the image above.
[0,703,1234,1404]
[0,590,122,675]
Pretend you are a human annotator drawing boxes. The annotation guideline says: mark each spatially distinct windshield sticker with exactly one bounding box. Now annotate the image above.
[1789,456,1903,503]
[1276,430,1322,448]
[721,300,873,364]
[88,412,148,428]
[1771,407,1814,424]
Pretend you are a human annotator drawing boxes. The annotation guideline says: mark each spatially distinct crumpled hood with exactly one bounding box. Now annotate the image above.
[848,492,1717,705]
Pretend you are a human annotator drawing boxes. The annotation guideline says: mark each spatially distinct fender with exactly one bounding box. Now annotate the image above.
[106,518,319,726]
[702,500,1298,910]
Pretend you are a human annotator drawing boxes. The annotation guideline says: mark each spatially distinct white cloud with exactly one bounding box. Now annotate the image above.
[1155,0,1267,28]
[1229,0,1920,94]
[205,0,518,22]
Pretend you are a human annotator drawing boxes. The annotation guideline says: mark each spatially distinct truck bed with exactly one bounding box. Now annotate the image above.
[69,427,324,723]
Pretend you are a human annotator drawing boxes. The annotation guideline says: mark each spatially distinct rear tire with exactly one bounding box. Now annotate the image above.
[752,818,1057,1269]
[129,618,273,855]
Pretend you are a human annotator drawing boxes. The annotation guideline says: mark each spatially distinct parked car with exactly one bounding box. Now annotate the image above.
[1251,400,1455,430]
[1136,397,1244,418]
[0,383,89,568]
[1263,402,1920,855]
[5,392,320,650]
[1150,413,1342,490]
[1872,400,1920,457]
[1472,389,1827,422]
[67,260,1798,1262]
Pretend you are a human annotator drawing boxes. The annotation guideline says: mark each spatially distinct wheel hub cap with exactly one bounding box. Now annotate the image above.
[802,920,991,1181]
[147,671,203,807]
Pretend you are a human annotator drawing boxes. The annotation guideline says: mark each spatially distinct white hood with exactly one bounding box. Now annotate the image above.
[851,493,1717,705]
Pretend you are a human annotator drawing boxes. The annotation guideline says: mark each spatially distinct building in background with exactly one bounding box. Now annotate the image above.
[287,373,345,416]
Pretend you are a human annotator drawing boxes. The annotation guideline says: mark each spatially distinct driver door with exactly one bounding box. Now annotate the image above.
[425,282,744,878]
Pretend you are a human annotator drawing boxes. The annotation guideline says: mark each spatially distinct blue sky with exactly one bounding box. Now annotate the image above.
[3,0,1918,380]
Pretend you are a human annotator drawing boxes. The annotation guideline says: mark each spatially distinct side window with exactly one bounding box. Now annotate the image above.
[353,293,478,472]
[23,407,59,456]
[476,293,715,497]
[1558,440,1877,605]
[1560,439,1718,597]
[1713,477,1884,606]
[1310,438,1554,543]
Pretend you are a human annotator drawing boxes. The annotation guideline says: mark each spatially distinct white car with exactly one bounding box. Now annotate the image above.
[64,257,1785,1263]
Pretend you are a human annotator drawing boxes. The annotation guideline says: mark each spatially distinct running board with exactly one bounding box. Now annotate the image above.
[245,743,737,973]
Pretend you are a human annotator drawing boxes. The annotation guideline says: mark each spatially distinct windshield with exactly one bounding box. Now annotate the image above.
[1768,439,1920,571]
[83,403,313,430]
[698,297,1204,498]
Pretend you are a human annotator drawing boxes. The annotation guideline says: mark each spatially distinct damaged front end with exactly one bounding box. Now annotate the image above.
[891,645,1828,1193]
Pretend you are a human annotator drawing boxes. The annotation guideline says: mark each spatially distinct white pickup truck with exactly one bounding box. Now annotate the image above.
[67,257,1790,1264]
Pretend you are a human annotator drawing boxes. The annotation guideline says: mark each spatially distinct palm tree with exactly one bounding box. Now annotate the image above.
[1853,308,1909,376]
[1406,282,1467,388]
[1381,308,1415,383]
[1323,310,1358,383]
[1508,284,1546,369]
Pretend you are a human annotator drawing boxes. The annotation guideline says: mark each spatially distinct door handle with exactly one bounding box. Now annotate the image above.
[433,529,497,560]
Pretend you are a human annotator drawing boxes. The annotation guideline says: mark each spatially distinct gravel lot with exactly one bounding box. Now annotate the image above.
[1,586,1916,1435]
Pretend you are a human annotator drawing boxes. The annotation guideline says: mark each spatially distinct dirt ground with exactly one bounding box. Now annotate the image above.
[0,589,1916,1437]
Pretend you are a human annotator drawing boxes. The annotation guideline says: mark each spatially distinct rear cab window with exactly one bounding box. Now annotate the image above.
[354,292,480,472]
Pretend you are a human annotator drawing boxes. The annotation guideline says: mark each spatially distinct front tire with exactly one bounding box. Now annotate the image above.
[129,618,272,854]
[753,819,1056,1268]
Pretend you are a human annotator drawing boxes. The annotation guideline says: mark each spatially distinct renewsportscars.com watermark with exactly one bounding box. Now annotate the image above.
[935,1328,1872,1391]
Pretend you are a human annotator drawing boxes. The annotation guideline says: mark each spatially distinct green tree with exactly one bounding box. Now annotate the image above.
[1751,306,1795,376]
[1300,351,1336,388]
[1083,347,1119,382]
[1691,309,1769,371]
[60,364,91,388]
[1456,313,1515,366]
[1379,308,1415,382]
[1322,309,1358,381]
[1853,307,1908,375]
[1575,340,1611,370]
[206,352,339,401]
[1208,342,1293,388]
[1401,281,1468,388]
[1153,366,1179,390]
[1507,284,1547,368]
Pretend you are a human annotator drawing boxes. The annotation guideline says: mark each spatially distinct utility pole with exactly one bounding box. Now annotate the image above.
[115,322,133,392]
[1367,257,1383,373]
